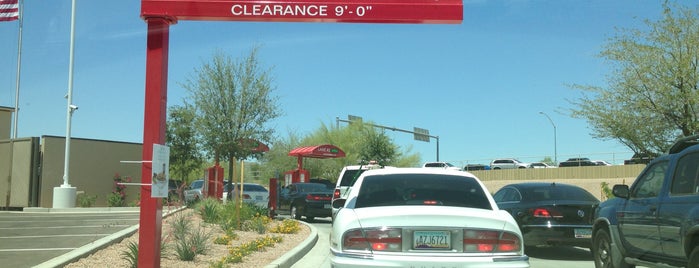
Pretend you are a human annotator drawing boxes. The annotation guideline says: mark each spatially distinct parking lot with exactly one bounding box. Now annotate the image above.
[0,208,146,267]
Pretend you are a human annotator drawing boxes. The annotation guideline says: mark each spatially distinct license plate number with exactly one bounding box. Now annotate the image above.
[574,228,592,238]
[413,231,451,249]
[324,204,331,209]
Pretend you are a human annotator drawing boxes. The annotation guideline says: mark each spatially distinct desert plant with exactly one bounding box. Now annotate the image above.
[170,212,192,240]
[172,222,211,261]
[197,198,221,223]
[269,219,301,234]
[121,241,139,268]
[241,215,271,234]
[76,193,97,207]
[601,182,614,200]
[225,235,283,264]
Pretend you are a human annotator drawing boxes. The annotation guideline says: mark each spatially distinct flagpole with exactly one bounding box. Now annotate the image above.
[12,0,22,139]
[53,0,77,208]
[5,0,23,210]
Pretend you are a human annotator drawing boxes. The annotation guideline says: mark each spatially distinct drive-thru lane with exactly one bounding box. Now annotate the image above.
[0,207,179,268]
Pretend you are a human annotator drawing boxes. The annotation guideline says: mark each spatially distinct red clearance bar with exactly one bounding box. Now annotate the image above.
[141,0,463,24]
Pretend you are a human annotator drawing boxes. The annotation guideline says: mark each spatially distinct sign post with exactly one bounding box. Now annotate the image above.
[137,0,462,266]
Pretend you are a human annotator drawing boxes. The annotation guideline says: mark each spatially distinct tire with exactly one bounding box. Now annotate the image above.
[688,246,699,268]
[593,228,633,268]
[291,206,302,220]
[307,216,315,221]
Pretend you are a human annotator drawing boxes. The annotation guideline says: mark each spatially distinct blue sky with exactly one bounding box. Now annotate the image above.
[0,1,694,166]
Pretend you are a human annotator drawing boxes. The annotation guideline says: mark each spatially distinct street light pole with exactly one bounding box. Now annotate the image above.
[539,112,557,165]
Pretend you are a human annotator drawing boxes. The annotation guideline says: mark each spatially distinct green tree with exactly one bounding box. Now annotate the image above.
[181,47,281,190]
[166,105,203,186]
[569,2,699,156]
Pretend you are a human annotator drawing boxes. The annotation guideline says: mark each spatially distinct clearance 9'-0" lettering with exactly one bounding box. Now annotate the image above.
[231,4,374,17]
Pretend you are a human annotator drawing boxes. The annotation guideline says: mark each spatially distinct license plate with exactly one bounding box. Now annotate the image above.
[574,228,592,238]
[413,231,451,249]
[324,204,331,209]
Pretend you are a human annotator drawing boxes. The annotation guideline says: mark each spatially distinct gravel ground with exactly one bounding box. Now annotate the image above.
[64,209,311,268]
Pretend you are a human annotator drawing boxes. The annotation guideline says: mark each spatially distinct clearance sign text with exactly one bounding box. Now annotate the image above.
[140,0,463,24]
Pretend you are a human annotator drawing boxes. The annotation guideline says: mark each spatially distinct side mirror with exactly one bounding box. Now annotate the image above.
[332,198,346,209]
[612,184,630,199]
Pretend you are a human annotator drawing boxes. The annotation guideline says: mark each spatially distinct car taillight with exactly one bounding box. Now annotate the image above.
[463,230,521,253]
[342,228,402,252]
[531,208,563,218]
[333,189,341,199]
[306,194,331,201]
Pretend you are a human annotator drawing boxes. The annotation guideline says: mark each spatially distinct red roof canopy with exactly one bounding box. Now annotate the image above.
[288,144,345,159]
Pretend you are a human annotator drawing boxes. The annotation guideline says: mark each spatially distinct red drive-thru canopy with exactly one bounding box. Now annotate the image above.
[284,144,345,185]
[289,144,346,168]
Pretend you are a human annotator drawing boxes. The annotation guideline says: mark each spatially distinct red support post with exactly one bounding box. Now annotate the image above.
[138,16,175,268]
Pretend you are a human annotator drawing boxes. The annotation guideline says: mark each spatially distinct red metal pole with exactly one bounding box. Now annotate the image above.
[138,16,174,268]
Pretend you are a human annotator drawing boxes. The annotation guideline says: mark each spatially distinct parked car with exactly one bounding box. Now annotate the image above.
[422,161,462,171]
[490,158,529,169]
[276,182,334,221]
[222,182,269,208]
[592,134,699,268]
[623,152,656,165]
[528,162,555,168]
[183,179,205,204]
[558,157,597,167]
[332,161,392,220]
[463,163,491,171]
[593,160,612,166]
[331,168,529,267]
[493,182,599,249]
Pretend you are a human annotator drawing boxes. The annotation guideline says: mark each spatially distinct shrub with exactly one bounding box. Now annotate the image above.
[108,174,131,207]
[197,198,221,223]
[601,182,614,200]
[76,193,97,208]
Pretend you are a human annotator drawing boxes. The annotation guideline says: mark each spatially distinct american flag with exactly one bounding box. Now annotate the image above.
[0,0,19,22]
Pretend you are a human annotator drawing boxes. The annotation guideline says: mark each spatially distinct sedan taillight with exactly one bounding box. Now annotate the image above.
[531,208,563,218]
[342,228,402,252]
[306,194,332,201]
[463,230,521,253]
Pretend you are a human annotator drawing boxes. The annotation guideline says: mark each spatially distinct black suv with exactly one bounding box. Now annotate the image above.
[591,135,699,268]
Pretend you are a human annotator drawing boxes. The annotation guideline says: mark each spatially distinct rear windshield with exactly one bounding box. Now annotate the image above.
[354,174,492,210]
[521,185,598,202]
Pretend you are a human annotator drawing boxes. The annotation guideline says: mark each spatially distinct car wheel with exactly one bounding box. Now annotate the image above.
[593,229,633,268]
[307,216,315,221]
[688,245,699,268]
[291,206,302,220]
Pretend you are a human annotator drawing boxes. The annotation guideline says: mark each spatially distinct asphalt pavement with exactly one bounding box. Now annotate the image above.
[0,207,318,268]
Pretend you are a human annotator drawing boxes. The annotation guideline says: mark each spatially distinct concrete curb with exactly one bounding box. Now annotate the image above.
[30,206,186,268]
[264,220,319,268]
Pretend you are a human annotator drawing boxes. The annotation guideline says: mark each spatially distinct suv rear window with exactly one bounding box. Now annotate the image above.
[338,169,366,187]
[354,174,491,210]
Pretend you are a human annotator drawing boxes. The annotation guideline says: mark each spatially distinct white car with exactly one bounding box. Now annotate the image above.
[330,168,529,268]
[490,158,529,169]
[222,182,269,208]
[331,162,392,221]
[422,161,462,171]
